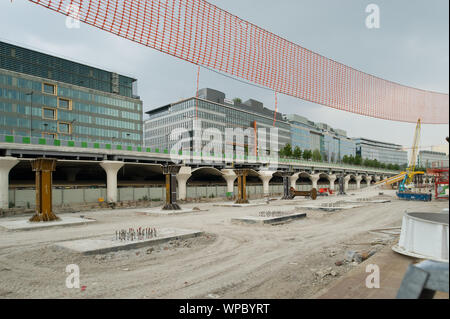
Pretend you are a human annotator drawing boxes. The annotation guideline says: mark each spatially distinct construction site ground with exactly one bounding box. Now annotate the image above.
[0,189,447,299]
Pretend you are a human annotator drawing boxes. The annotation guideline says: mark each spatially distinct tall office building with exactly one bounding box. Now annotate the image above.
[285,114,356,162]
[0,41,143,146]
[353,138,408,166]
[144,88,291,154]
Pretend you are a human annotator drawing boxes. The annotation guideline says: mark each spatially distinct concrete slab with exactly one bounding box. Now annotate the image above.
[55,228,203,255]
[344,199,391,204]
[0,216,96,231]
[299,204,363,211]
[315,246,449,299]
[232,212,307,225]
[213,202,266,208]
[142,208,209,216]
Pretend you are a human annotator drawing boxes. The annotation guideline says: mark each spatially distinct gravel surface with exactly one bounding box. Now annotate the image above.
[0,189,446,299]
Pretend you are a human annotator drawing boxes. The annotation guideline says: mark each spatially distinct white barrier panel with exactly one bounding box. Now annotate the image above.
[394,212,449,262]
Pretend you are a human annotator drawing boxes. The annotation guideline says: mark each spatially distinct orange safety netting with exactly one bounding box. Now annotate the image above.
[29,0,449,124]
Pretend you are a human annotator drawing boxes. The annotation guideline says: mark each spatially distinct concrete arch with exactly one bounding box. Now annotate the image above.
[296,171,313,191]
[298,172,312,179]
[360,175,369,188]
[318,173,331,181]
[317,173,330,188]
[189,167,225,184]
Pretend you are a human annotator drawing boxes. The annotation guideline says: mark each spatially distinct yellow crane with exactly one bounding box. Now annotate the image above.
[375,119,424,189]
[398,119,425,192]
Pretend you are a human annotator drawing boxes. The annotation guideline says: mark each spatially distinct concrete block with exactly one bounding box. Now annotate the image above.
[54,228,203,255]
[0,216,96,231]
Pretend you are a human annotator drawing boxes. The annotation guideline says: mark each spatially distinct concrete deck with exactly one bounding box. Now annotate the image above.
[0,216,96,231]
[55,228,203,255]
[344,199,391,204]
[231,212,307,225]
[299,204,363,211]
[316,246,449,299]
[142,208,208,216]
[213,202,267,208]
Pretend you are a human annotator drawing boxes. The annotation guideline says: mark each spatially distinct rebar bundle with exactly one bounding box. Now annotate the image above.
[115,227,158,241]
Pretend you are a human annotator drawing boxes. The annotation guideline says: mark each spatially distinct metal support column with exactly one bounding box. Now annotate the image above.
[234,169,249,204]
[29,158,58,222]
[281,171,294,200]
[162,165,182,210]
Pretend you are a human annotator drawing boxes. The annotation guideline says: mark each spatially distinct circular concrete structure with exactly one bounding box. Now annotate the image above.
[393,212,449,262]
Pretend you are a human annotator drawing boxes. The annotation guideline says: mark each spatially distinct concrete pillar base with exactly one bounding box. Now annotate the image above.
[0,157,19,209]
[355,176,363,189]
[310,174,320,190]
[258,171,275,195]
[176,166,192,200]
[344,175,351,193]
[100,161,124,203]
[328,174,337,191]
[289,173,300,190]
[222,169,237,197]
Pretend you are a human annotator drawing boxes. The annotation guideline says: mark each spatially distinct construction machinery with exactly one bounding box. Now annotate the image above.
[373,119,429,200]
[288,187,318,200]
[396,119,430,201]
[426,137,449,200]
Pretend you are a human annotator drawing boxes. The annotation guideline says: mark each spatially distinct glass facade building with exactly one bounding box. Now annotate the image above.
[353,138,408,166]
[417,151,449,168]
[285,114,356,162]
[0,41,143,145]
[144,88,291,154]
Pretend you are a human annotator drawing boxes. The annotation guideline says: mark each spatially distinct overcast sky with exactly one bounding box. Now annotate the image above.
[1,0,448,151]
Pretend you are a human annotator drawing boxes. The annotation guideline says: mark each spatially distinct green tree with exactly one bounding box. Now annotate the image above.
[293,146,302,159]
[233,98,242,105]
[279,143,292,158]
[348,155,355,165]
[312,149,322,162]
[342,155,349,164]
[303,149,312,161]
[354,155,362,166]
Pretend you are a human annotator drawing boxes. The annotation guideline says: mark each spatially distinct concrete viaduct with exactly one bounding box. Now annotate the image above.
[0,141,402,209]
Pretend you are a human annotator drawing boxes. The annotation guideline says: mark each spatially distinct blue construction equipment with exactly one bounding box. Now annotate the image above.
[396,191,432,201]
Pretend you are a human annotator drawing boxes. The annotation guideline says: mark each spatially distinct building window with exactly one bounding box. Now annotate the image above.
[42,132,58,139]
[42,83,57,95]
[58,122,71,134]
[42,107,57,120]
[58,98,72,110]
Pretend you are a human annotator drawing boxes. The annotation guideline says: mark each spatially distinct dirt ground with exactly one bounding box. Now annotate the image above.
[0,189,447,299]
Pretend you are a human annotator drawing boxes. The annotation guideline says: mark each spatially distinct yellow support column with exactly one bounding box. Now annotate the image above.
[29,158,59,222]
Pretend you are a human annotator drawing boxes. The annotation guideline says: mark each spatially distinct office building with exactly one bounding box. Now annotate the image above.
[353,138,408,166]
[417,150,449,168]
[285,114,356,162]
[144,88,291,154]
[0,41,143,145]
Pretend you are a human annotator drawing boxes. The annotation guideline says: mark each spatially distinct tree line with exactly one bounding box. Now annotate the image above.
[278,143,412,171]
